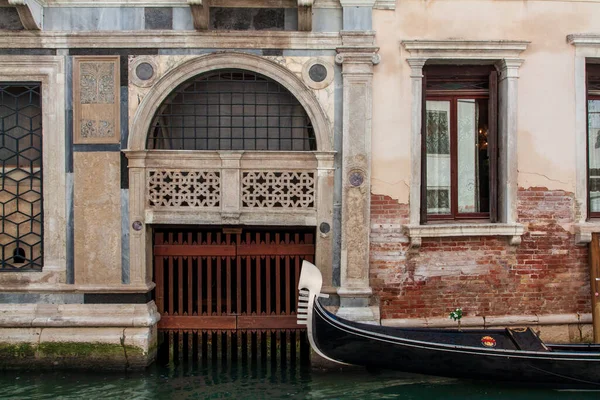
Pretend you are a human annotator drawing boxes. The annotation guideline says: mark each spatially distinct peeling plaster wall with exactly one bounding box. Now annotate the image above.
[371,0,600,202]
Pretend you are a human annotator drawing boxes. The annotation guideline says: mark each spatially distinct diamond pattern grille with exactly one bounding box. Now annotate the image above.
[0,84,43,271]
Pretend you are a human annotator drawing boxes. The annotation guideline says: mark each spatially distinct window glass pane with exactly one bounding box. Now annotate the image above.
[426,100,451,215]
[457,99,489,214]
[589,99,600,213]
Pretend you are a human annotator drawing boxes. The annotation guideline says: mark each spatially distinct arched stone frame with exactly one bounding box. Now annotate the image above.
[125,52,336,292]
[128,52,332,152]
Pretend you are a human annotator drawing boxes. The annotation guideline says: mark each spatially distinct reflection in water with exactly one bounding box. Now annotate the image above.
[1,363,599,400]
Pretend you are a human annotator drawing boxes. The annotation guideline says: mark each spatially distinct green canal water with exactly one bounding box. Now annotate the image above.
[1,363,599,400]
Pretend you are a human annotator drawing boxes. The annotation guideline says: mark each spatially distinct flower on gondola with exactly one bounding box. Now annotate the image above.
[449,308,463,321]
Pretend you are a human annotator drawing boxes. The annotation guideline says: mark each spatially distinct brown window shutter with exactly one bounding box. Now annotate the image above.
[488,69,498,223]
[420,73,428,224]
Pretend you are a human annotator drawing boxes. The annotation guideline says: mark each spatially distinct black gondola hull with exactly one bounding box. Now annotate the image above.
[312,300,600,389]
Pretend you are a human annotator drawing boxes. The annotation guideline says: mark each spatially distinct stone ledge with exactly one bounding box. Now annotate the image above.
[0,30,343,49]
[574,222,600,244]
[0,302,160,328]
[402,223,525,248]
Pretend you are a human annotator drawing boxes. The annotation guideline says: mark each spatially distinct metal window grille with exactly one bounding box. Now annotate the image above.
[0,83,43,271]
[147,70,317,151]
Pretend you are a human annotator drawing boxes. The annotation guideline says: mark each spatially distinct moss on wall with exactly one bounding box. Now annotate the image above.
[0,341,151,370]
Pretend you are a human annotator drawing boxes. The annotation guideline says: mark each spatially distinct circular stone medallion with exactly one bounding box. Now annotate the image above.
[132,221,143,231]
[136,62,155,81]
[349,171,364,187]
[308,64,328,83]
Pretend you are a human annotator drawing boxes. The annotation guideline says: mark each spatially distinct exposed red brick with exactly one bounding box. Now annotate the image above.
[369,189,591,321]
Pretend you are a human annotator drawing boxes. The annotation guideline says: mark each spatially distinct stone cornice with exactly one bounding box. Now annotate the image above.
[568,34,600,46]
[0,30,342,49]
[402,40,529,60]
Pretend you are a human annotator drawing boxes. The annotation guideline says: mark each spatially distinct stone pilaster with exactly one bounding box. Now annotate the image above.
[406,58,427,226]
[498,58,523,225]
[335,31,380,322]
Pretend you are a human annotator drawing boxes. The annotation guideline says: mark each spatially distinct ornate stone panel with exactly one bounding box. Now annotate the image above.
[241,171,315,209]
[73,56,120,144]
[147,169,221,208]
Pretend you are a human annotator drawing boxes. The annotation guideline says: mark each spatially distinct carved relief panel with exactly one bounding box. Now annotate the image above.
[73,56,120,144]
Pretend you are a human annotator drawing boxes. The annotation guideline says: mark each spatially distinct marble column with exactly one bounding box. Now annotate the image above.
[335,31,380,321]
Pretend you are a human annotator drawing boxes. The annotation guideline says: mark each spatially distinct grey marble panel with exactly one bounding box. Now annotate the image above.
[284,8,298,31]
[158,48,262,55]
[121,189,130,284]
[342,6,371,31]
[145,7,173,30]
[313,8,342,32]
[44,8,144,31]
[0,8,24,30]
[173,7,194,30]
[282,49,336,57]
[0,293,84,304]
[66,172,75,284]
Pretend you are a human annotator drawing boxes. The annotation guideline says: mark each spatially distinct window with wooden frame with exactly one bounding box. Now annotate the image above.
[421,65,498,223]
[587,64,600,218]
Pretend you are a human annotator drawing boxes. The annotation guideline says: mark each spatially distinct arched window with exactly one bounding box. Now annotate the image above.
[147,69,317,151]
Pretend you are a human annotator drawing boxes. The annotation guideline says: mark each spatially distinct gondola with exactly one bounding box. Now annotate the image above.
[297,260,600,389]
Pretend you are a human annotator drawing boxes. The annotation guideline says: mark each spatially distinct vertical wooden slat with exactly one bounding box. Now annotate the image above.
[237,233,242,314]
[178,256,184,315]
[246,232,252,314]
[187,254,193,315]
[266,232,271,314]
[256,232,261,314]
[226,233,232,315]
[285,233,291,314]
[285,256,291,315]
[198,256,203,315]
[168,253,174,315]
[275,233,281,315]
[217,249,222,316]
[155,232,164,314]
[207,232,212,315]
[207,254,213,316]
[591,233,600,343]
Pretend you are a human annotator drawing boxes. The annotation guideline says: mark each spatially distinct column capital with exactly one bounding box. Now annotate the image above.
[336,31,380,66]
[499,58,525,79]
[406,57,427,77]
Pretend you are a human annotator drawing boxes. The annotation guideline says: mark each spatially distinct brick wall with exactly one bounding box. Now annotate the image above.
[370,188,590,321]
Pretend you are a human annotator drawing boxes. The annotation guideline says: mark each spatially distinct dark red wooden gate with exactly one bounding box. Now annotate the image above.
[153,226,314,363]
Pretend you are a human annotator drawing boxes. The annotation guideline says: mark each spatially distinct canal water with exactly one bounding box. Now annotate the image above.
[1,363,598,400]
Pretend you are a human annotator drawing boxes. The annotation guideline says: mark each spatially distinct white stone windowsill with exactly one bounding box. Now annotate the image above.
[402,223,525,248]
[574,222,600,244]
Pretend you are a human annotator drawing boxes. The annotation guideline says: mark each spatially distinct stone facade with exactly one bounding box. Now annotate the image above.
[0,0,599,369]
